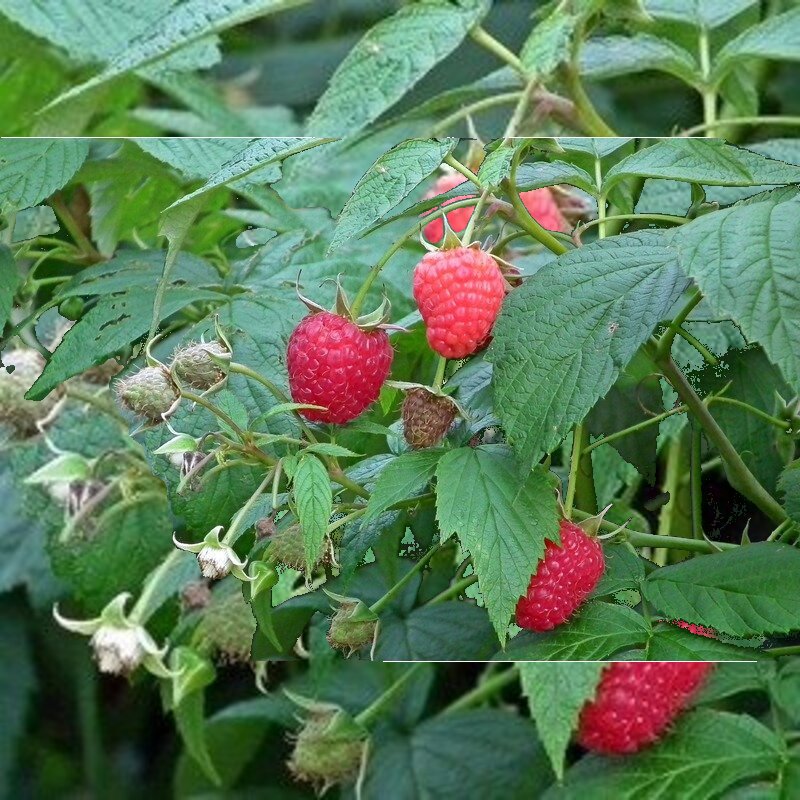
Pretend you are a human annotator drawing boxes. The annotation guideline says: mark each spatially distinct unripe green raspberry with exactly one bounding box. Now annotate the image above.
[266,523,331,574]
[0,348,60,436]
[194,581,256,666]
[288,710,367,793]
[170,341,230,390]
[115,366,178,420]
[326,601,377,655]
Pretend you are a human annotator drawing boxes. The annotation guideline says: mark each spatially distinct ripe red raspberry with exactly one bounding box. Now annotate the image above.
[287,312,393,424]
[515,519,605,632]
[413,247,506,359]
[577,662,714,755]
[671,620,716,638]
[422,173,474,242]
[519,188,569,232]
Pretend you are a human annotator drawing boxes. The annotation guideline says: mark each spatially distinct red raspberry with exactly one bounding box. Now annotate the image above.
[422,173,474,242]
[515,519,605,632]
[577,662,714,755]
[671,620,716,638]
[413,247,506,359]
[287,312,393,424]
[519,188,569,232]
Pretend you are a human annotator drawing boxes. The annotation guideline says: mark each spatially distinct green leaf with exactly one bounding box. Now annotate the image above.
[329,137,457,252]
[646,623,761,661]
[489,231,685,468]
[363,451,441,523]
[0,244,18,333]
[605,139,800,191]
[643,542,800,638]
[42,0,311,109]
[779,459,800,523]
[10,205,59,242]
[306,0,491,138]
[500,602,651,661]
[167,137,330,209]
[515,160,598,196]
[27,285,222,400]
[674,187,800,390]
[293,453,333,573]
[0,139,88,213]
[592,544,645,598]
[714,8,800,83]
[519,9,578,77]
[361,709,553,800]
[435,446,559,643]
[581,34,698,85]
[546,710,782,799]
[173,686,221,787]
[519,662,604,780]
[643,0,757,27]
[133,137,253,181]
[477,142,517,190]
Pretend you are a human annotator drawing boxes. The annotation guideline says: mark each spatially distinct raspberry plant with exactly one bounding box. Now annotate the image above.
[2,132,800,796]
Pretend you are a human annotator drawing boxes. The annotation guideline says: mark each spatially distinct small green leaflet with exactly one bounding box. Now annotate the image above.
[779,459,800,523]
[519,663,604,780]
[604,138,800,191]
[41,0,312,110]
[546,710,783,800]
[674,187,800,391]
[329,137,458,252]
[519,10,577,78]
[489,230,685,469]
[306,0,491,138]
[642,542,800,638]
[0,139,88,213]
[363,450,442,523]
[435,446,559,644]
[643,0,757,28]
[293,453,332,573]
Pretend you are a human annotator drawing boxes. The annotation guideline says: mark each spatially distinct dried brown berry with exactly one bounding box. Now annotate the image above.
[402,388,457,449]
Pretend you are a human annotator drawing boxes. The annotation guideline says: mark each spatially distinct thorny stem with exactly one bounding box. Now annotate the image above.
[648,345,787,524]
[442,666,519,715]
[371,543,442,615]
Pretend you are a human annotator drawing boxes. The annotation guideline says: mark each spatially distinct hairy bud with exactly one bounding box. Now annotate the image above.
[170,341,230,390]
[326,600,378,656]
[266,523,331,574]
[115,367,178,421]
[0,348,60,436]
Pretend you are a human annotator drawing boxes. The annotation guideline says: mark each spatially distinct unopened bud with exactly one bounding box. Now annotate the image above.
[115,366,178,421]
[326,600,378,656]
[170,341,230,390]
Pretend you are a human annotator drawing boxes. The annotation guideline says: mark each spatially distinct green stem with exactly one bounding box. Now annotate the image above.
[578,213,689,237]
[564,424,584,516]
[355,663,427,728]
[327,508,366,536]
[651,348,787,524]
[468,26,528,78]
[766,646,800,658]
[329,468,370,500]
[428,573,479,604]
[431,93,523,136]
[708,397,790,430]
[681,115,800,137]
[49,194,101,261]
[432,355,448,392]
[131,550,183,622]
[698,26,717,136]
[224,469,275,545]
[371,544,441,615]
[655,289,704,361]
[180,389,248,441]
[503,78,538,139]
[442,666,519,715]
[675,326,719,366]
[583,405,687,454]
[461,187,491,245]
[75,648,106,799]
[443,154,483,189]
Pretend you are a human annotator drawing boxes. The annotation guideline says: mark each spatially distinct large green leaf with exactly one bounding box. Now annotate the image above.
[643,0,757,27]
[546,710,782,799]
[605,139,800,191]
[581,34,698,85]
[360,709,552,800]
[0,245,17,332]
[499,602,651,661]
[489,231,685,468]
[306,0,491,138]
[0,138,88,213]
[293,453,333,573]
[435,446,559,643]
[520,663,604,780]
[329,137,457,252]
[714,8,800,83]
[779,459,800,523]
[42,0,311,108]
[642,542,800,638]
[674,187,800,391]
[133,137,254,181]
[646,624,761,662]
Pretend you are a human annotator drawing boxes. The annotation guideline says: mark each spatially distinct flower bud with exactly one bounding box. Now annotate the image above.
[170,341,230,390]
[90,624,147,674]
[0,348,61,436]
[173,526,251,582]
[288,708,368,794]
[115,366,178,421]
[265,523,332,574]
[326,600,378,656]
